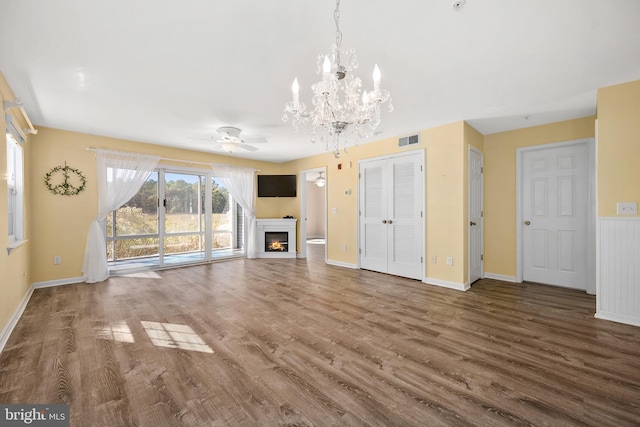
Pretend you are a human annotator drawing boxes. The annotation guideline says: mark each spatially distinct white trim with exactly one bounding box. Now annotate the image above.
[424,277,470,291]
[515,138,595,289]
[326,259,357,269]
[6,238,28,255]
[484,272,518,282]
[595,216,640,221]
[468,146,484,284]
[299,166,327,261]
[32,276,85,289]
[595,311,640,327]
[0,285,34,354]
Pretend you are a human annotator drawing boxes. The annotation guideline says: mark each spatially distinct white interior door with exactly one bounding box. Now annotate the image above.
[359,159,388,272]
[522,144,587,289]
[469,148,483,285]
[387,154,423,280]
[359,151,423,280]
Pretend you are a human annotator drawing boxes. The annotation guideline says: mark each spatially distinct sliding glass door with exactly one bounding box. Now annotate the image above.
[162,172,205,265]
[106,168,245,269]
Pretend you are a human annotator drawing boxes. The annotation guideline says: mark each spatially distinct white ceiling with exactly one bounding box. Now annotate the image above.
[1,0,639,163]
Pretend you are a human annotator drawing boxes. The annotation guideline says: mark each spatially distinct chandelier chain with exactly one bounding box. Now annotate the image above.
[334,0,342,65]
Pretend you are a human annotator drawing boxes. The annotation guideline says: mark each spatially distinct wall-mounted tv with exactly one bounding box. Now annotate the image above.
[257,174,297,198]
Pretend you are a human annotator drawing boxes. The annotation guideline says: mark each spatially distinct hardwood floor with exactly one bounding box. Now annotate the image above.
[1,245,639,426]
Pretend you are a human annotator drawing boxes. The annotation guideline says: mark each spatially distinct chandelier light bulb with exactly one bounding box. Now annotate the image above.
[322,56,331,85]
[292,78,300,109]
[373,64,381,92]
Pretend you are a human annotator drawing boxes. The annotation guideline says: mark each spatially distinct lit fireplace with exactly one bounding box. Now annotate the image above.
[265,231,288,252]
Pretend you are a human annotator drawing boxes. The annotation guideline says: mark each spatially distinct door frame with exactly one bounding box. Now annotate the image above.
[468,146,484,284]
[357,148,425,280]
[298,166,327,261]
[515,138,596,293]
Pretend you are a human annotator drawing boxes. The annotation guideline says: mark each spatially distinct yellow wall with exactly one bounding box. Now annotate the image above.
[596,80,640,216]
[483,116,596,278]
[28,127,281,284]
[0,74,32,336]
[285,122,469,284]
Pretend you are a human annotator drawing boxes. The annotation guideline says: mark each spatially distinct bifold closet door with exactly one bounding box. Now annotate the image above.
[359,152,423,280]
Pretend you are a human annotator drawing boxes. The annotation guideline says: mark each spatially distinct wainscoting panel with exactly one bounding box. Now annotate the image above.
[597,217,640,326]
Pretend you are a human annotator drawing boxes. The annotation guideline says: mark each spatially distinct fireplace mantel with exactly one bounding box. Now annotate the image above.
[256,218,297,258]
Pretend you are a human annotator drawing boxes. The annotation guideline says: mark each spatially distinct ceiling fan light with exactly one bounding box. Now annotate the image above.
[221,142,238,153]
[315,172,325,187]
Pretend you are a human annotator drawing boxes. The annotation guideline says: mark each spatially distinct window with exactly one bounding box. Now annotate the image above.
[6,132,24,244]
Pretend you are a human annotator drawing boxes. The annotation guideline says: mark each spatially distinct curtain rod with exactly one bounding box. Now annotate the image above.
[3,98,38,138]
[86,147,259,172]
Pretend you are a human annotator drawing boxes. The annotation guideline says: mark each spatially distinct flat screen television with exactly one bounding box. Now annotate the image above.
[257,174,297,197]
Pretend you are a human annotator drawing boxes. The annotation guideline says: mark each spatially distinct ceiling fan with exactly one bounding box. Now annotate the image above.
[193,126,267,153]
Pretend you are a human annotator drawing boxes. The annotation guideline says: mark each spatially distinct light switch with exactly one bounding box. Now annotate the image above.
[332,207,337,214]
[617,202,637,215]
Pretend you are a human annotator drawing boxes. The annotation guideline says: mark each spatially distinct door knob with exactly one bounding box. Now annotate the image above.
[388,220,393,224]
[382,220,387,224]
[470,221,476,226]
[524,220,531,226]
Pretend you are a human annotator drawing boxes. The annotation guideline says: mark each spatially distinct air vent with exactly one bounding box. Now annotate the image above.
[398,134,420,147]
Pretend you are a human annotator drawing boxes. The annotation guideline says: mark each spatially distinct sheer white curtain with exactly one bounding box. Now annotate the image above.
[83,149,160,283]
[212,165,258,258]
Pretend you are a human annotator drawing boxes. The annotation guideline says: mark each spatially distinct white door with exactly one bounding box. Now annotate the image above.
[360,159,388,272]
[359,151,423,280]
[469,148,483,284]
[522,144,587,289]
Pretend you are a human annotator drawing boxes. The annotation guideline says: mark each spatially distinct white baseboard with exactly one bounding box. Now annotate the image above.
[424,277,470,291]
[326,259,357,269]
[0,285,34,354]
[484,272,518,283]
[32,276,85,289]
[595,310,640,327]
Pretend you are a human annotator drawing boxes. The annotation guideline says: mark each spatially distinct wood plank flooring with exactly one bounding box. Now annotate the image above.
[1,245,639,426]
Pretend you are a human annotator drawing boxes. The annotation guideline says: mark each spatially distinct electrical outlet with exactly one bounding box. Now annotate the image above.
[446,257,453,266]
[54,256,61,265]
[343,244,348,252]
[431,255,437,263]
[617,202,638,215]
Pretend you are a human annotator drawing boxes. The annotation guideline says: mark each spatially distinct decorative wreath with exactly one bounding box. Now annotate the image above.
[44,163,87,196]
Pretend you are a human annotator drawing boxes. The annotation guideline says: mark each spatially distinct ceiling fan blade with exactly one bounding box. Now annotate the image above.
[238,144,258,152]
[188,136,216,141]
[242,137,268,144]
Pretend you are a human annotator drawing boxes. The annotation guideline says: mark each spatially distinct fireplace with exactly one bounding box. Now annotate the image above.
[265,232,288,252]
[256,218,297,259]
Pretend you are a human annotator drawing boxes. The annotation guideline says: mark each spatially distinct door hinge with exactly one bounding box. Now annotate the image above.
[481,211,483,217]
[421,256,423,263]
[420,165,423,172]
[359,172,361,179]
[359,248,362,254]
[480,254,484,261]
[421,211,423,218]
[481,167,484,173]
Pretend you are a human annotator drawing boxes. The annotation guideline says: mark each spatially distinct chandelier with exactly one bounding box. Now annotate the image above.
[283,0,392,158]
